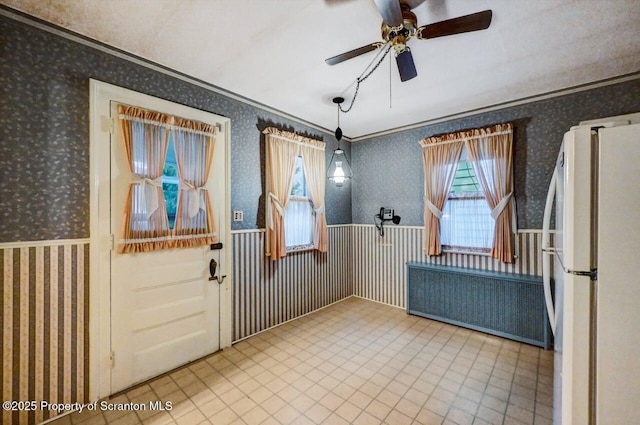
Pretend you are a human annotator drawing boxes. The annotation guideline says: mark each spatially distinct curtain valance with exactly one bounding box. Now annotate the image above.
[262,127,326,150]
[420,123,512,148]
[118,106,218,138]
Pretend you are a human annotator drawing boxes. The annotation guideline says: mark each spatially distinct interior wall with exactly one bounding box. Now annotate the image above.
[0,12,352,243]
[351,78,640,229]
[0,12,352,424]
[1,7,640,424]
[348,77,640,308]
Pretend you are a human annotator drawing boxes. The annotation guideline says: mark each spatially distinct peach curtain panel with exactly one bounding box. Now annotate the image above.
[171,118,219,248]
[117,105,172,253]
[264,129,301,259]
[419,136,464,256]
[299,139,328,253]
[465,123,515,263]
[264,128,327,259]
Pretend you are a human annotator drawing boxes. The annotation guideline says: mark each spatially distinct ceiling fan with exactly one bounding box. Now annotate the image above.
[325,0,493,82]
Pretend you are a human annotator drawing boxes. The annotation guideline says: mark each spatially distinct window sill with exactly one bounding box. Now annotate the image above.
[442,247,492,256]
[286,243,315,254]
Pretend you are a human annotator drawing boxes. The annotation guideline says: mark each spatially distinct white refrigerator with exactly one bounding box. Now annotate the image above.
[542,112,640,424]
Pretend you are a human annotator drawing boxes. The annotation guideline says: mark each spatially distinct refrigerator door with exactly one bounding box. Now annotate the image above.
[560,272,591,425]
[543,146,564,424]
[595,123,640,423]
[558,127,594,425]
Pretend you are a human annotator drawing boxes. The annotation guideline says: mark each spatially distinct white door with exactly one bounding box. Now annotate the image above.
[109,101,227,393]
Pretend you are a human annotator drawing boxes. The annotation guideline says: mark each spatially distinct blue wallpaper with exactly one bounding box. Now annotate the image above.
[1,11,638,241]
[0,13,352,242]
[351,80,640,229]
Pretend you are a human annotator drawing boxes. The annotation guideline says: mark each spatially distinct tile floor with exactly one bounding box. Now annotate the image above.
[49,297,554,425]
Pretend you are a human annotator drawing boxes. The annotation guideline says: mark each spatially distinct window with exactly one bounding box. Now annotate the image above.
[162,135,179,229]
[440,147,495,254]
[117,104,219,253]
[284,156,315,251]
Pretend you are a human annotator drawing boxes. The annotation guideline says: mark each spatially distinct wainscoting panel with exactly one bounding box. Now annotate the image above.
[351,225,547,309]
[231,226,352,341]
[1,240,90,425]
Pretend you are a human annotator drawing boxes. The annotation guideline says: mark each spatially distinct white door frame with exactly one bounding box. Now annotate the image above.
[88,79,233,400]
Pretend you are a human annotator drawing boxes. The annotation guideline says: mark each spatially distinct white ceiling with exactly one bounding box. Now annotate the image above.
[3,0,640,138]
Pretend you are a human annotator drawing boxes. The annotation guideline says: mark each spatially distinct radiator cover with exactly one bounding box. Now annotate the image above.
[406,262,551,349]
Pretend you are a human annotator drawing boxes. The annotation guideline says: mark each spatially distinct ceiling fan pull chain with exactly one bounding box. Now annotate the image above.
[389,51,392,109]
[339,43,392,114]
[339,80,360,113]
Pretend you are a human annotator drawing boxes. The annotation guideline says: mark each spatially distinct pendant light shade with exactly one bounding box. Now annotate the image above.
[328,97,353,187]
[328,147,353,187]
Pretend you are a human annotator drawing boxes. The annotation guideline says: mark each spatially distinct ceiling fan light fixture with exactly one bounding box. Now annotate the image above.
[325,1,493,84]
[395,47,417,81]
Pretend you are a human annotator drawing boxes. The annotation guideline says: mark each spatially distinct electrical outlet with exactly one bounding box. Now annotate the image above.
[233,210,244,222]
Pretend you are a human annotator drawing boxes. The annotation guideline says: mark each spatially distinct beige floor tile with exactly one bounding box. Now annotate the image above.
[304,403,332,423]
[334,400,361,423]
[272,404,301,424]
[47,298,555,425]
[384,408,413,425]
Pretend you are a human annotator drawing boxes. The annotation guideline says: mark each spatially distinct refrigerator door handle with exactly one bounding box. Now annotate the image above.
[542,167,558,336]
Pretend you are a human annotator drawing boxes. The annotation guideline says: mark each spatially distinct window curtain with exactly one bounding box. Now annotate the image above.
[117,105,172,253]
[264,128,327,259]
[464,123,515,263]
[299,139,328,252]
[419,136,464,256]
[264,128,300,259]
[171,117,219,248]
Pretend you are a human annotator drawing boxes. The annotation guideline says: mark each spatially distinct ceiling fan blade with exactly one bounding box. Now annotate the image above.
[325,43,383,65]
[417,10,492,39]
[395,48,417,82]
[373,0,403,26]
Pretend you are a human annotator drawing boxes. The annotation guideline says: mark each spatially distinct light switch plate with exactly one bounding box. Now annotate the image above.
[233,210,244,222]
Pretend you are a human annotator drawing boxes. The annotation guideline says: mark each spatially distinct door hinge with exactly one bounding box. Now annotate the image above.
[109,234,115,251]
[109,117,115,134]
[109,351,115,368]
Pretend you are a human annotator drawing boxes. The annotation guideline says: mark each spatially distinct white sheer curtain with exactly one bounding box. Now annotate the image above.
[284,198,314,249]
[441,193,495,250]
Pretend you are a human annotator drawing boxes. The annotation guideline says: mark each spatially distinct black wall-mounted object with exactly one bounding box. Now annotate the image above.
[210,242,223,250]
[375,207,401,237]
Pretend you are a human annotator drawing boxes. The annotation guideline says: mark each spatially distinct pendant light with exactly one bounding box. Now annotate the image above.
[327,97,353,187]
